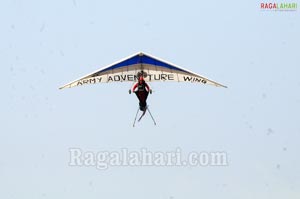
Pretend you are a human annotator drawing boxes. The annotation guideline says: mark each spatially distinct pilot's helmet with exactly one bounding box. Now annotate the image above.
[139,76,144,83]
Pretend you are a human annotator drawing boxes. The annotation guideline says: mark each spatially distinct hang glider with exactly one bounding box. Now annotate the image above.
[59,52,227,89]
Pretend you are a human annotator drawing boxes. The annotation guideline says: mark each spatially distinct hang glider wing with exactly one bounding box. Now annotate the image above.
[59,52,226,89]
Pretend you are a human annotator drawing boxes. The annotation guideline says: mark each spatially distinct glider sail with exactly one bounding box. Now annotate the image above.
[60,52,226,89]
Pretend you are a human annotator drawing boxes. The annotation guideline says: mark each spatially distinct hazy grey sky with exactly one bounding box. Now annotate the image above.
[1,0,299,198]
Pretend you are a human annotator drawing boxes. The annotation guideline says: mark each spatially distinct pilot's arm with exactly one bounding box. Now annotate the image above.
[132,83,139,92]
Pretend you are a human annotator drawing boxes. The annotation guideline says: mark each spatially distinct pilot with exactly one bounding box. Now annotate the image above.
[132,76,150,93]
[130,76,152,111]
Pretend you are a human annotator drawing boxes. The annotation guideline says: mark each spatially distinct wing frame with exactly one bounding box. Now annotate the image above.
[59,52,227,89]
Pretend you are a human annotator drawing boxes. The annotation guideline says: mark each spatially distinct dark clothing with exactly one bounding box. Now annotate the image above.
[132,82,149,111]
[135,89,149,111]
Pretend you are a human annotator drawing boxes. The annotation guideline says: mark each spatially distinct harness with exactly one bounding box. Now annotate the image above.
[138,83,146,91]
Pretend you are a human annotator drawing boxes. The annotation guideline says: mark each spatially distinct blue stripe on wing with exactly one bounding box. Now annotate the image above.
[100,54,186,73]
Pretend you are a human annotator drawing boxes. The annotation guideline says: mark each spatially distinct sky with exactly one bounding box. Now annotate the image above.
[1,0,300,198]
